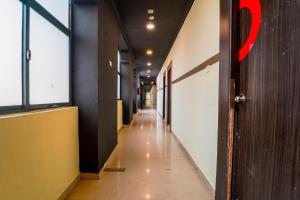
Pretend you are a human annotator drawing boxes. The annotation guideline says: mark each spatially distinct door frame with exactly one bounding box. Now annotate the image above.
[167,62,172,128]
[163,73,166,119]
[215,0,239,199]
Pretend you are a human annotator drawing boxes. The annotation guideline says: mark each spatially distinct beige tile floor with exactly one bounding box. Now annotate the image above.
[67,109,214,200]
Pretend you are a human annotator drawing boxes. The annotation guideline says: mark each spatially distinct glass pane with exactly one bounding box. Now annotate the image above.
[117,75,120,99]
[36,0,69,27]
[30,9,69,105]
[117,51,120,99]
[0,0,22,106]
[117,51,120,73]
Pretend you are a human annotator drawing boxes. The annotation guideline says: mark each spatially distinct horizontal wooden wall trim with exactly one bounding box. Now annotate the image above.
[172,53,220,84]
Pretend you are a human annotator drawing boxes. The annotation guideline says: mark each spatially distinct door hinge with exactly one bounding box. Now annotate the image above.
[235,132,240,140]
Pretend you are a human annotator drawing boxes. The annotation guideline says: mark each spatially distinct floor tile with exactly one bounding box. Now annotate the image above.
[67,109,213,200]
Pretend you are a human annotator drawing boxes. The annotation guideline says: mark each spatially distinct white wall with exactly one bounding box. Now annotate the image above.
[157,0,219,189]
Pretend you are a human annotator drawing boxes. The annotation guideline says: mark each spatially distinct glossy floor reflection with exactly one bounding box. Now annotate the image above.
[67,109,213,200]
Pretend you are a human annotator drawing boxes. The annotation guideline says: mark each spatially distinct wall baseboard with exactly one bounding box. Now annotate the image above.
[170,130,215,197]
[100,144,120,171]
[80,173,99,180]
[80,137,121,181]
[157,110,167,123]
[123,119,133,128]
[117,127,123,135]
[58,174,80,200]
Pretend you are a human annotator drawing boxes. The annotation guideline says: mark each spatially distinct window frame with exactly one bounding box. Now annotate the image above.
[117,72,121,100]
[0,0,72,115]
[117,50,121,100]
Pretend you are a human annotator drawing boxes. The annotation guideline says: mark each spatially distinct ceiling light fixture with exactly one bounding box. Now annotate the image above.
[148,15,155,21]
[147,75,150,78]
[147,69,151,73]
[147,62,152,66]
[146,9,155,31]
[147,9,154,14]
[146,49,153,55]
[146,22,155,30]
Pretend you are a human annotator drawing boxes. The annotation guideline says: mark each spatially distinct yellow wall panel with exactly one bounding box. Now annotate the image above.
[117,100,123,132]
[0,107,79,200]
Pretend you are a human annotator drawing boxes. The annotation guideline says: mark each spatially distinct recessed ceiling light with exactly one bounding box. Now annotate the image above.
[148,15,155,21]
[146,22,155,30]
[147,69,151,73]
[147,9,154,14]
[147,75,150,78]
[147,62,152,66]
[146,49,153,55]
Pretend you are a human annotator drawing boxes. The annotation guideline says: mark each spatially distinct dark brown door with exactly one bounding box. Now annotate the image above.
[167,67,172,126]
[233,1,300,200]
[163,74,166,119]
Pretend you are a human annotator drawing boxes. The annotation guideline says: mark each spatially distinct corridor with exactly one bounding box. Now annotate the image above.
[68,109,213,200]
[1,0,300,199]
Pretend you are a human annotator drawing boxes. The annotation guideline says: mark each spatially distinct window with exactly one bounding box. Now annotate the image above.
[0,0,23,107]
[35,0,69,27]
[30,9,69,105]
[117,51,121,100]
[0,0,71,114]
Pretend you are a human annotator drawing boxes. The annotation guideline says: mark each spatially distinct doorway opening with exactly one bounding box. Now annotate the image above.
[162,73,166,119]
[167,63,172,128]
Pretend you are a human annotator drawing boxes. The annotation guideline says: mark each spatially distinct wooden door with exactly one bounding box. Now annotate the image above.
[167,67,172,126]
[233,1,300,200]
[163,74,166,119]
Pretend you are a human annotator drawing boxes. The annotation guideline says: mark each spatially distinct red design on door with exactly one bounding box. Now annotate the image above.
[239,0,262,61]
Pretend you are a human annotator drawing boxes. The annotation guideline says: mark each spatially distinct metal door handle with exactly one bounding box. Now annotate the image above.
[235,94,246,103]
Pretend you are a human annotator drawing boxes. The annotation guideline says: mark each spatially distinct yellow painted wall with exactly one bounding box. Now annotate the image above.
[117,100,123,132]
[0,107,79,200]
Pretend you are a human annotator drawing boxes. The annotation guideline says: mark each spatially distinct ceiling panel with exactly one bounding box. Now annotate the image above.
[114,0,194,80]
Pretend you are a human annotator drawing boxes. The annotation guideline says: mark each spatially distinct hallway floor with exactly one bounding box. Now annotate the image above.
[67,109,213,200]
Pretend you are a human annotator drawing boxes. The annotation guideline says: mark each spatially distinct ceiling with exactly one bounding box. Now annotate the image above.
[113,0,194,80]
